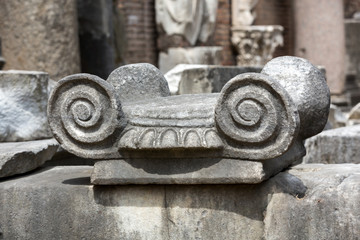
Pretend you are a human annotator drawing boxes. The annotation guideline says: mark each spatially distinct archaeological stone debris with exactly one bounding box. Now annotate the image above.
[47,56,330,185]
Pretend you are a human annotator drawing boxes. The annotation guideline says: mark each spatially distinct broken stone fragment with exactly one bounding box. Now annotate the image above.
[0,138,58,178]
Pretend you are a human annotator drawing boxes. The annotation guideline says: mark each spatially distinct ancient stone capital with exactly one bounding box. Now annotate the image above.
[48,57,330,184]
[231,25,284,66]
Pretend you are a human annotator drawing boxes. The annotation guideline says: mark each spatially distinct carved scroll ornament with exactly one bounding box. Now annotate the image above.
[48,57,330,162]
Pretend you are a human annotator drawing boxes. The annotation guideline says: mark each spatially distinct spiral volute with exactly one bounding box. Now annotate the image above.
[47,74,124,158]
[215,73,300,160]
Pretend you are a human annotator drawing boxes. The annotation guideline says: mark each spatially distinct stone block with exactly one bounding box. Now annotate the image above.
[303,125,360,164]
[0,139,58,178]
[164,64,261,94]
[1,164,359,239]
[0,70,53,142]
[264,164,360,240]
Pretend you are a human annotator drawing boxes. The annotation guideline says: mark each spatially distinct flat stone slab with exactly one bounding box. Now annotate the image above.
[91,141,303,184]
[303,125,360,164]
[0,139,59,178]
[1,164,359,239]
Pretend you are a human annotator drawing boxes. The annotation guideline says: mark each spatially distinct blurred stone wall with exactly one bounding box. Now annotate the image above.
[0,0,80,81]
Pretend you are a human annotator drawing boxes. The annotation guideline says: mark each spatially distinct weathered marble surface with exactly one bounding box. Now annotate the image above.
[0,164,359,239]
[0,70,53,141]
[0,139,58,178]
[49,57,329,159]
[48,57,330,184]
[261,56,330,139]
[303,125,360,164]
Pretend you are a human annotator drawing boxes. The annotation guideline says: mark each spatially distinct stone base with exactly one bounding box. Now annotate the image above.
[91,142,305,185]
[1,164,359,239]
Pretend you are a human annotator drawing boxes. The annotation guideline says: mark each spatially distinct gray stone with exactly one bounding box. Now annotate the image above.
[47,73,126,159]
[303,125,360,164]
[1,164,359,239]
[159,47,222,73]
[0,70,53,142]
[164,64,262,95]
[0,139,58,178]
[91,140,304,185]
[48,57,330,184]
[261,56,330,139]
[0,0,80,80]
[107,63,171,102]
[264,164,360,240]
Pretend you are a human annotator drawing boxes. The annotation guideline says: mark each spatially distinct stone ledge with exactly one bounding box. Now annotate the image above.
[1,164,359,239]
[0,139,59,178]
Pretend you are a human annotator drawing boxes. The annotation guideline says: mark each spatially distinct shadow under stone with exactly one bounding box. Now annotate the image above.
[62,177,91,186]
